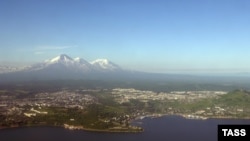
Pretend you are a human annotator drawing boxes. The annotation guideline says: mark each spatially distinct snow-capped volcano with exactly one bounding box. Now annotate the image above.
[74,57,90,65]
[0,54,125,81]
[22,54,121,73]
[91,59,120,71]
[25,54,93,72]
[48,54,74,64]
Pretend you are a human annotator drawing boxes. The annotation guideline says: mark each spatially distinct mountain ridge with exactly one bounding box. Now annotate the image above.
[0,54,129,82]
[18,54,121,73]
[1,54,250,84]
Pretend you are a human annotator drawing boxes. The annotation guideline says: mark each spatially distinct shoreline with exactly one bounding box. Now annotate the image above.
[0,124,143,133]
[63,123,143,133]
[1,115,249,132]
[134,113,250,121]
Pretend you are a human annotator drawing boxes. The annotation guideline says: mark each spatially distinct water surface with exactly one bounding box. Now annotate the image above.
[1,116,250,141]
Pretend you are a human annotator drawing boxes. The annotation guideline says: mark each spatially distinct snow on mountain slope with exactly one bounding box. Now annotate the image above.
[0,65,21,74]
[25,54,92,72]
[48,54,74,64]
[90,59,121,71]
[20,54,121,73]
[74,57,91,66]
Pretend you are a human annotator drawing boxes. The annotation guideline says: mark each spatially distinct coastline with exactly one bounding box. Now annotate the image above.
[0,124,143,133]
[1,114,250,132]
[63,123,143,133]
[134,113,250,121]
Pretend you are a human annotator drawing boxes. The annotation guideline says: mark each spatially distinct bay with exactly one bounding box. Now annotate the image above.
[1,116,250,141]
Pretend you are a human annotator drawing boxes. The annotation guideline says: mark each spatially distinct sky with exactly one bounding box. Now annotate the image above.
[0,0,250,73]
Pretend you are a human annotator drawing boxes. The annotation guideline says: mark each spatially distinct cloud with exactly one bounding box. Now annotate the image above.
[35,45,76,51]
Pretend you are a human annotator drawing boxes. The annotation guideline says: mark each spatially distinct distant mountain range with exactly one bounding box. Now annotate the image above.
[22,54,122,73]
[0,54,250,85]
[0,54,129,82]
[0,54,122,73]
[0,65,21,74]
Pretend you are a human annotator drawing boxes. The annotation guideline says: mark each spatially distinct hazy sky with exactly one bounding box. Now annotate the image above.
[0,0,250,73]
